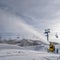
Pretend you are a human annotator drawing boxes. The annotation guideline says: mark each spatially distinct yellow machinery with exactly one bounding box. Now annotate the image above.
[48,42,55,52]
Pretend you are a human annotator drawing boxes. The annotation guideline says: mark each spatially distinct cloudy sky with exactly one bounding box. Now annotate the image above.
[0,0,60,43]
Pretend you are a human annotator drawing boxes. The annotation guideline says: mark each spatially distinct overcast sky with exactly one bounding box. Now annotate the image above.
[0,0,60,43]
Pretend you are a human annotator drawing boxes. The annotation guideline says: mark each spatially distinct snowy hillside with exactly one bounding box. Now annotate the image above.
[0,44,60,60]
[0,49,60,60]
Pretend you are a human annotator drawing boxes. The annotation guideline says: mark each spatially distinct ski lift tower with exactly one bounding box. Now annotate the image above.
[44,29,50,41]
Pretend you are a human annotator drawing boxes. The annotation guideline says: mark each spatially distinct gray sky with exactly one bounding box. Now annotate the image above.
[0,0,60,43]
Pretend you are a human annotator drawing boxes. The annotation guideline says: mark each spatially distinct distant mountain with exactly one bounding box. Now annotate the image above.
[17,39,43,46]
[0,38,46,46]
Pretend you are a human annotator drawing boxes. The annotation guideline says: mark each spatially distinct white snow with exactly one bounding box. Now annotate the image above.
[0,49,59,60]
[0,44,60,60]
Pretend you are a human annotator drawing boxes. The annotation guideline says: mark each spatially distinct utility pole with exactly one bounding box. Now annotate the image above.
[44,29,50,41]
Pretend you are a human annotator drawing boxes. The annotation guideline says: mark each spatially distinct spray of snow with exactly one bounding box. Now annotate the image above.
[0,9,49,44]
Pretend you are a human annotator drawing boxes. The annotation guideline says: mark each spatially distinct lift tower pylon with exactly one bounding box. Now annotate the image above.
[44,29,50,41]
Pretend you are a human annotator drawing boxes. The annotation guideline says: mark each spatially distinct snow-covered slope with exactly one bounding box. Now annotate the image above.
[0,49,60,60]
[0,44,60,60]
[0,44,47,51]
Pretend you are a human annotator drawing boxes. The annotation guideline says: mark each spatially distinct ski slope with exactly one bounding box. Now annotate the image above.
[0,49,60,60]
[0,44,60,60]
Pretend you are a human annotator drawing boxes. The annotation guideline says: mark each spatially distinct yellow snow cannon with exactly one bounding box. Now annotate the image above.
[48,42,55,52]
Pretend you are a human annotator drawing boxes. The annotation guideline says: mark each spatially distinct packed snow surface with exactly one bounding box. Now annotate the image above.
[0,44,60,60]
